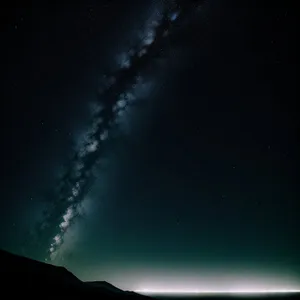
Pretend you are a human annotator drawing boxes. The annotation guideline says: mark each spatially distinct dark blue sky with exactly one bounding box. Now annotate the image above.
[1,0,299,292]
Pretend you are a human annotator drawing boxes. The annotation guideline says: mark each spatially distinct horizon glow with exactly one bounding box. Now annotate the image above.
[135,288,300,295]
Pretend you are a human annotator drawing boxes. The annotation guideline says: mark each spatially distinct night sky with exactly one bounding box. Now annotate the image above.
[1,0,299,293]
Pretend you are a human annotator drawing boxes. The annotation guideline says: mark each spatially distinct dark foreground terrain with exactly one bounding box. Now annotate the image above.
[0,249,148,299]
[0,249,299,300]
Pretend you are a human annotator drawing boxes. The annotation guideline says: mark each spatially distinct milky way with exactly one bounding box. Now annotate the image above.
[31,0,205,262]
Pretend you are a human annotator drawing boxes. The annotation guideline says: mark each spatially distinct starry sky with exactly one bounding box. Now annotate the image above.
[1,0,299,292]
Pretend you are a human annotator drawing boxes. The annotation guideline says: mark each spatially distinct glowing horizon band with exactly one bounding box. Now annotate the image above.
[135,288,300,295]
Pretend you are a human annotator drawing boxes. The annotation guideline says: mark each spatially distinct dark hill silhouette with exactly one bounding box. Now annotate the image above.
[0,249,150,299]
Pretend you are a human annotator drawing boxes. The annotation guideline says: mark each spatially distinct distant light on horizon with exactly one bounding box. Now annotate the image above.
[135,288,300,295]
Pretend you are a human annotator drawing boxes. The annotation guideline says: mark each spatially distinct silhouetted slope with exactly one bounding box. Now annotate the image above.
[0,249,82,287]
[0,249,150,299]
